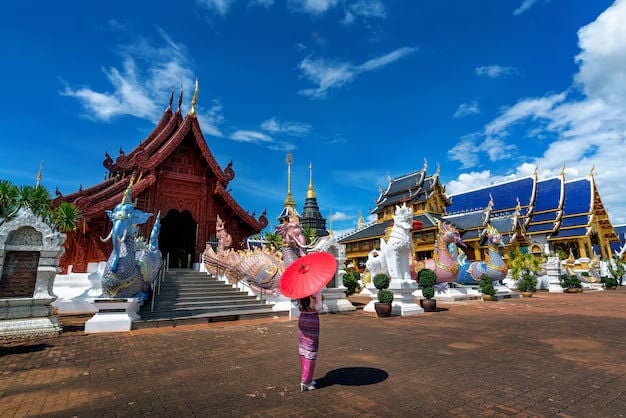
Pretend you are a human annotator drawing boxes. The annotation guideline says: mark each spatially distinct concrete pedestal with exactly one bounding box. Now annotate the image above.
[85,298,143,334]
[389,279,423,316]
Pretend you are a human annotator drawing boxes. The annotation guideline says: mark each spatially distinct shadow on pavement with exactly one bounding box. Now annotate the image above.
[315,367,388,388]
[1,343,52,356]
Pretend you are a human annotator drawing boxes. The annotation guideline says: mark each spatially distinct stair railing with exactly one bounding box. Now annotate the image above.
[150,258,167,313]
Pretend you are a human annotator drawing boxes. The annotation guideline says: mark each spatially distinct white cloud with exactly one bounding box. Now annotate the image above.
[513,0,539,16]
[230,130,274,143]
[288,0,339,15]
[298,47,417,98]
[449,0,626,224]
[331,211,354,221]
[342,0,387,25]
[453,100,480,118]
[250,0,274,7]
[61,29,195,123]
[261,117,312,136]
[475,65,517,78]
[197,99,225,137]
[196,0,236,15]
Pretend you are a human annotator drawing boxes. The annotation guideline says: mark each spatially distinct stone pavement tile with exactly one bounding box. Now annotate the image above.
[2,289,626,416]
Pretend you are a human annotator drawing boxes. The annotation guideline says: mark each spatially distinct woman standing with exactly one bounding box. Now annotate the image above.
[298,289,323,391]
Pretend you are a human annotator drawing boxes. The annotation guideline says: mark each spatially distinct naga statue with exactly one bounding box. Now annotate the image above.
[366,203,420,280]
[202,207,322,296]
[413,221,466,284]
[215,214,233,255]
[456,224,508,283]
[100,180,163,298]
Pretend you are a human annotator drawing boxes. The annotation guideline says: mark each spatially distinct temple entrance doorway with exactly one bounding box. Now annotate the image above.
[160,210,197,269]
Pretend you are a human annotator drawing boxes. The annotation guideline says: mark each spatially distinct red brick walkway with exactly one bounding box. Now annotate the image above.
[2,289,626,417]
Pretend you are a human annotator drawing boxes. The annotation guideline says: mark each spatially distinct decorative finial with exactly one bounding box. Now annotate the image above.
[387,172,392,183]
[328,209,333,237]
[435,162,440,177]
[516,197,521,211]
[358,210,365,229]
[35,160,43,188]
[178,84,183,111]
[307,162,316,199]
[560,165,566,177]
[533,165,538,178]
[119,147,125,156]
[589,165,595,177]
[487,193,494,210]
[190,78,198,117]
[168,85,174,110]
[423,157,428,172]
[122,175,135,205]
[283,152,296,208]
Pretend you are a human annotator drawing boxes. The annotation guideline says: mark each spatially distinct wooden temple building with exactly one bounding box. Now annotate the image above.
[339,162,620,272]
[53,84,267,273]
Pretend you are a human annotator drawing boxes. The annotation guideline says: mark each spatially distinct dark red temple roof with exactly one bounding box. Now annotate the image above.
[53,95,267,231]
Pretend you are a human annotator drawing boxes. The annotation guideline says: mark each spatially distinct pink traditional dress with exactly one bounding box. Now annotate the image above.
[298,290,323,386]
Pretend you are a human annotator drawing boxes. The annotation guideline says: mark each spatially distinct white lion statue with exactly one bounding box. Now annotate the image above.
[366,203,414,281]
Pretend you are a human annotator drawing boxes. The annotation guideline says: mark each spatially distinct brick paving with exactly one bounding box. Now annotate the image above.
[2,289,626,417]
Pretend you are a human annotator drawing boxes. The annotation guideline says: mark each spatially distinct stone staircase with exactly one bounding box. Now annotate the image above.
[134,269,284,328]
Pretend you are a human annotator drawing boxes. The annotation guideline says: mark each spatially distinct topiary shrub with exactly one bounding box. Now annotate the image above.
[602,276,618,289]
[343,272,360,296]
[516,272,537,292]
[479,274,496,296]
[377,289,394,303]
[418,268,437,300]
[560,274,582,289]
[373,273,390,290]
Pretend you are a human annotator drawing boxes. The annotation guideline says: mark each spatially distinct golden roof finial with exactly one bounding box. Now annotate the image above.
[36,160,44,188]
[589,165,595,177]
[189,78,198,117]
[122,175,135,205]
[533,165,538,178]
[328,210,333,237]
[357,210,365,229]
[284,151,296,208]
[560,165,566,177]
[307,162,316,199]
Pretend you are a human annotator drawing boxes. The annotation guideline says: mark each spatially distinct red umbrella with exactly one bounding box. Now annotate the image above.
[279,252,338,299]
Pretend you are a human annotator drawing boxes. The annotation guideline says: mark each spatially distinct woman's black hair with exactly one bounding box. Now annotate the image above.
[298,296,311,311]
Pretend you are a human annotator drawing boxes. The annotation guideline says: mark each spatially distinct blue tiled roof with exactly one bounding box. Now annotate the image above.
[534,177,562,212]
[562,178,592,216]
[560,215,590,228]
[527,223,557,233]
[490,217,514,234]
[443,212,486,230]
[529,211,559,223]
[339,221,391,242]
[549,227,589,239]
[448,177,534,214]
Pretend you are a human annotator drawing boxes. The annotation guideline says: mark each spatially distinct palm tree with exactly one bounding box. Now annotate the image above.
[51,202,82,233]
[19,185,51,221]
[264,231,283,251]
[0,179,20,225]
[302,225,317,245]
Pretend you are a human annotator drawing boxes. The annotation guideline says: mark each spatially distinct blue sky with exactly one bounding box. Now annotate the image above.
[2,0,625,236]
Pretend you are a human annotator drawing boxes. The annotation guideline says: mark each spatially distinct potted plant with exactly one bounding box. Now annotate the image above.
[479,274,496,301]
[560,274,583,292]
[418,268,437,312]
[509,250,543,295]
[516,272,537,297]
[373,273,393,317]
[601,275,618,290]
[342,271,361,296]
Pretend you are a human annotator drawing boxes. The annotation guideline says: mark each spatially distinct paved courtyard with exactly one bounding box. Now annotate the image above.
[2,289,626,417]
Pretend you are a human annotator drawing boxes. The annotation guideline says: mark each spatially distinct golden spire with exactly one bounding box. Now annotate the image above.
[122,175,135,205]
[357,210,365,229]
[307,162,316,199]
[189,78,198,118]
[283,152,296,208]
[36,160,43,188]
[328,210,333,237]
